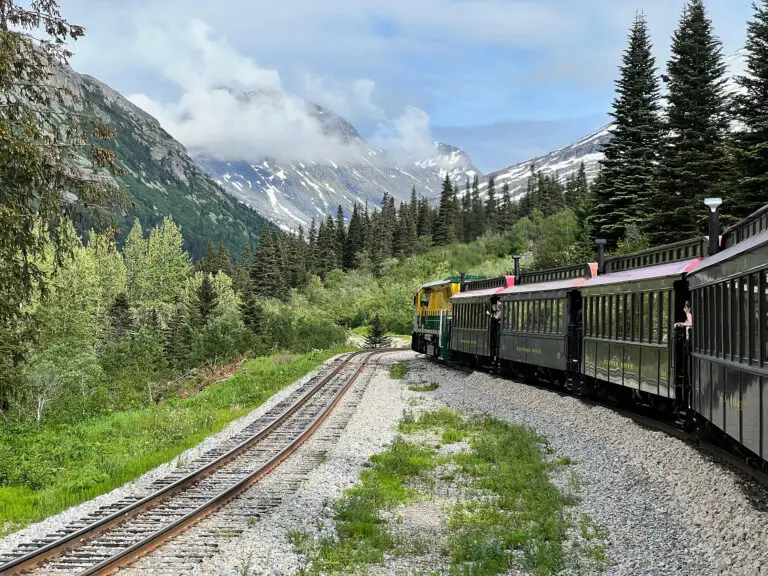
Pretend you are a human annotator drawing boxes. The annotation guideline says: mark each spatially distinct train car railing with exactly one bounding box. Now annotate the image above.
[721,203,768,249]
[518,262,593,285]
[602,236,707,274]
[461,276,514,292]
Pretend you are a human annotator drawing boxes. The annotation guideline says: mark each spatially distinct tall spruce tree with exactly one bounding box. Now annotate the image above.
[197,274,219,325]
[250,226,287,299]
[732,0,768,220]
[364,314,391,349]
[589,12,662,249]
[485,175,498,233]
[648,0,731,244]
[434,175,457,245]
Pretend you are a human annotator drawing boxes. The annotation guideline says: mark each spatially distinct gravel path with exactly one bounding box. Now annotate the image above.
[0,352,350,559]
[403,354,768,576]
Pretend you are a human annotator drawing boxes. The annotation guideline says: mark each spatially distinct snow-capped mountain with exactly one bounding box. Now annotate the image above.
[475,124,613,202]
[194,95,479,231]
[470,49,747,203]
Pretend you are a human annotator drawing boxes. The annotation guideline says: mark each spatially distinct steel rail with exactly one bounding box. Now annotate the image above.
[0,348,397,576]
[73,348,396,576]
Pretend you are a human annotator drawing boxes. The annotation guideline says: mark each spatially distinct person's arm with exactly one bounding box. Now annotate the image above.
[675,312,693,327]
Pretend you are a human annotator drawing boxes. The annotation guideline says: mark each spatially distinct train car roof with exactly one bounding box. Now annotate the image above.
[686,227,768,287]
[418,279,455,290]
[451,286,507,301]
[499,277,589,297]
[581,258,701,289]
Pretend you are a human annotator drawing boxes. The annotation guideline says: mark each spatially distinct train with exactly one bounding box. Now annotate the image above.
[411,200,768,471]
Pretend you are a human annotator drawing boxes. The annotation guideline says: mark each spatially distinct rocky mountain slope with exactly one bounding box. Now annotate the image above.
[193,93,479,232]
[57,64,270,259]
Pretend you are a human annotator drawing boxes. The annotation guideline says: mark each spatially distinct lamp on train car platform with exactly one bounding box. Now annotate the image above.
[704,197,722,256]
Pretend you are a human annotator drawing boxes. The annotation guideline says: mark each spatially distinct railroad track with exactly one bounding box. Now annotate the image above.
[426,356,768,491]
[0,348,400,576]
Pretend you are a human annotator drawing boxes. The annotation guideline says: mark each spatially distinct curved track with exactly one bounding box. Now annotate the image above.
[0,348,398,576]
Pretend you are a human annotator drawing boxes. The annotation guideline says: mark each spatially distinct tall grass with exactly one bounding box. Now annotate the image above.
[0,347,351,537]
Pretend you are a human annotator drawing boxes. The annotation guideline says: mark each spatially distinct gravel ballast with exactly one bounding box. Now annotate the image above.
[0,352,350,559]
[6,348,766,575]
[403,354,768,576]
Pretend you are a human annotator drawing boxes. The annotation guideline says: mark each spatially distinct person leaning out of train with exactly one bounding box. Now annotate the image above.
[674,301,693,339]
[486,301,501,321]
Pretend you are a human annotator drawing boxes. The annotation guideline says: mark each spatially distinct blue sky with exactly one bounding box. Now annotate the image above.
[62,0,755,173]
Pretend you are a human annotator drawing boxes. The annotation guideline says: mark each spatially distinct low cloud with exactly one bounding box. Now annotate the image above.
[126,19,436,164]
[370,106,436,161]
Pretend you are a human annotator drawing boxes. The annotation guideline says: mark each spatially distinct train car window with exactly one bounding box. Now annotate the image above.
[751,273,760,365]
[588,297,594,337]
[723,281,730,357]
[740,278,748,363]
[601,296,607,339]
[615,294,623,340]
[764,272,768,364]
[714,284,721,357]
[545,299,552,334]
[661,291,669,344]
[594,297,600,338]
[731,278,741,362]
[648,292,655,343]
[551,299,557,333]
[632,293,640,342]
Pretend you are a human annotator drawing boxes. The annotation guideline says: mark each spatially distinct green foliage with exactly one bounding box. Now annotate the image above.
[0,349,345,535]
[646,0,732,244]
[589,12,662,248]
[298,436,438,573]
[364,314,392,349]
[731,0,768,221]
[0,0,124,404]
[389,363,409,379]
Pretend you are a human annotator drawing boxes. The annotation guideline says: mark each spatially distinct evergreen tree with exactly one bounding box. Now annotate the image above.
[648,0,731,244]
[335,205,346,266]
[731,0,768,220]
[163,305,191,370]
[109,293,134,341]
[434,175,457,245]
[461,179,472,241]
[470,174,485,239]
[306,219,318,276]
[499,182,514,232]
[344,204,364,269]
[589,12,663,248]
[241,291,264,334]
[364,314,391,349]
[485,175,498,233]
[197,274,219,325]
[250,226,287,299]
[417,197,434,238]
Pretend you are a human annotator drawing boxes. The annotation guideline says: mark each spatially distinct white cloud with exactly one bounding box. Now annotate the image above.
[370,106,435,160]
[125,18,436,163]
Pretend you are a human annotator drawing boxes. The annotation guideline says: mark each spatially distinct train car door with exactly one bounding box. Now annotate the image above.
[566,290,584,391]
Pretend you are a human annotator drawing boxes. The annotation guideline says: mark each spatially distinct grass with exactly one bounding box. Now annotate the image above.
[0,347,352,537]
[295,407,609,575]
[407,382,439,392]
[297,436,439,574]
[389,362,409,380]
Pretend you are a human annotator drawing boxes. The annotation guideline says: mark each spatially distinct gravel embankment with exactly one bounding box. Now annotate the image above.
[404,355,768,576]
[190,350,414,576]
[0,352,350,559]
